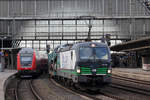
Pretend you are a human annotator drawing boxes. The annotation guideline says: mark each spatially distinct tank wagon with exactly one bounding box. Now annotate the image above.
[48,42,111,90]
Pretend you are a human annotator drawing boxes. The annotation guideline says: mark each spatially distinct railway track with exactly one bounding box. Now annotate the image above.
[5,78,18,100]
[6,74,150,100]
[98,91,125,100]
[15,79,42,100]
[51,77,126,100]
[50,78,103,100]
[110,83,150,96]
[30,75,87,100]
[98,74,150,100]
[112,74,150,96]
[112,74,150,85]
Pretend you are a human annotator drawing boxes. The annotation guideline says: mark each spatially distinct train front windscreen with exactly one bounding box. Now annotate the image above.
[20,54,33,67]
[79,47,109,60]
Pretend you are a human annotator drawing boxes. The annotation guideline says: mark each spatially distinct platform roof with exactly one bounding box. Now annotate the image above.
[110,37,150,52]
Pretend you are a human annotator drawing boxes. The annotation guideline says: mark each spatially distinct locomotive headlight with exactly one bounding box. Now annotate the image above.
[77,69,81,73]
[107,69,112,74]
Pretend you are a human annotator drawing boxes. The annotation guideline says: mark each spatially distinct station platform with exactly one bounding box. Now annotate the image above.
[112,68,150,82]
[0,69,17,100]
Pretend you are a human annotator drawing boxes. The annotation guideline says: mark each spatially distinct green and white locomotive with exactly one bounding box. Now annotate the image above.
[48,42,111,90]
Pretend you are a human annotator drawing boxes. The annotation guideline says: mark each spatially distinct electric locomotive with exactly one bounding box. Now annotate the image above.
[17,48,41,77]
[48,42,111,90]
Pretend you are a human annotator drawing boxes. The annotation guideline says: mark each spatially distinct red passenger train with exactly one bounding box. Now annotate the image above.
[17,48,45,77]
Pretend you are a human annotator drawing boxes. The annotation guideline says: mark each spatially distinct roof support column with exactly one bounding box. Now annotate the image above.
[75,20,77,40]
[35,20,37,40]
[102,19,105,38]
[25,40,27,48]
[39,40,40,50]
[32,40,34,49]
[62,20,64,40]
[48,20,50,39]
[102,0,105,16]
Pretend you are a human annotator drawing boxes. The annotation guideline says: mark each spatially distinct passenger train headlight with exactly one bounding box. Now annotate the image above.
[77,69,81,73]
[107,70,111,74]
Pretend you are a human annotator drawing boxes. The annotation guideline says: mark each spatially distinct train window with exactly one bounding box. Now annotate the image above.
[21,57,32,62]
[95,47,108,60]
[20,56,32,67]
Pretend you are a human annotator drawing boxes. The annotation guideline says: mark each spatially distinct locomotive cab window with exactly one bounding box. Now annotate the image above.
[79,47,108,60]
[79,47,93,59]
[95,47,108,60]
